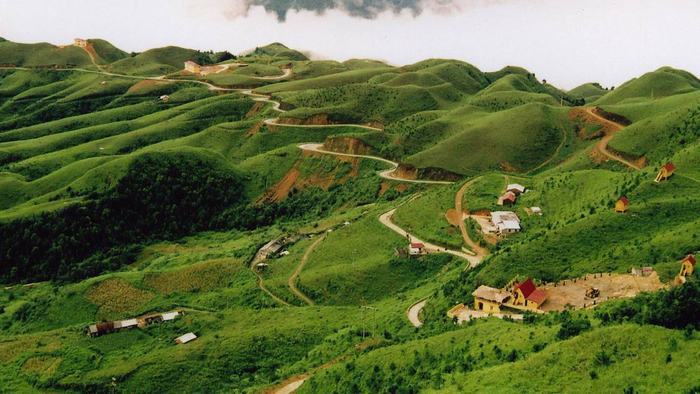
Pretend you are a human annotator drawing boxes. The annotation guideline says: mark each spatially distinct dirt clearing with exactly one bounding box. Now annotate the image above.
[541,272,665,311]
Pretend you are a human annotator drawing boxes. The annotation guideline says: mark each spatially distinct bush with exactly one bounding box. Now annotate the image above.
[556,312,591,340]
[596,278,700,329]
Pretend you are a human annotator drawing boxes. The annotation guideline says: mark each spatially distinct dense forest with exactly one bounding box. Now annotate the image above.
[0,152,245,282]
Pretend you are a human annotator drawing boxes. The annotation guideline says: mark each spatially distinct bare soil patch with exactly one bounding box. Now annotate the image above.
[541,272,665,311]
[445,208,464,226]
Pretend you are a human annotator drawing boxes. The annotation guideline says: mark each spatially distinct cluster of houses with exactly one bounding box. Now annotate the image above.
[87,310,182,337]
[73,38,88,48]
[498,183,526,206]
[472,277,548,313]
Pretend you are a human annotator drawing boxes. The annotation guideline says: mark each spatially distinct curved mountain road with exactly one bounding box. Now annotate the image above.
[299,143,453,185]
[454,177,489,267]
[379,209,478,263]
[288,235,325,306]
[585,107,641,170]
[407,299,427,328]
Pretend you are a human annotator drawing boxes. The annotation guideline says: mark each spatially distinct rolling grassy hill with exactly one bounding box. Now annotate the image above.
[569,82,608,103]
[0,39,699,393]
[88,38,129,64]
[595,67,700,105]
[0,39,92,67]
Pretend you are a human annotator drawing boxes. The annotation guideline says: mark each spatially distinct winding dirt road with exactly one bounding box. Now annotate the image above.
[585,107,641,170]
[379,209,478,264]
[299,143,453,185]
[407,299,427,328]
[288,235,325,306]
[249,245,292,307]
[453,177,488,267]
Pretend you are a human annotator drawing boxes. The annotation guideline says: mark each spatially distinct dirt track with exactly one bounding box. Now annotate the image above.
[453,177,488,265]
[299,143,453,185]
[288,235,325,306]
[584,107,642,170]
[249,244,291,307]
[407,299,427,327]
[378,208,478,264]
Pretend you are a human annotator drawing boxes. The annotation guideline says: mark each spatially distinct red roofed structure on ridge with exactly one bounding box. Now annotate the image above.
[655,162,676,182]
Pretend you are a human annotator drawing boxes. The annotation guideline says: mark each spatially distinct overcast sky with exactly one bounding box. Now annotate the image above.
[1,0,698,89]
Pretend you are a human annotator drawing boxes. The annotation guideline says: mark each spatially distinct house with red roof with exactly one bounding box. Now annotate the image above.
[511,278,547,310]
[679,254,696,278]
[499,191,517,206]
[615,196,629,213]
[409,242,426,256]
[655,162,676,182]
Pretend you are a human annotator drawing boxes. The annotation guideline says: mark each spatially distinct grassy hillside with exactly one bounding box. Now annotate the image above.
[406,103,570,174]
[595,67,700,105]
[88,39,129,63]
[107,46,205,75]
[569,82,607,103]
[0,40,92,67]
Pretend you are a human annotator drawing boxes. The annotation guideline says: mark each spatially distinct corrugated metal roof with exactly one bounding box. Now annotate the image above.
[162,312,180,321]
[175,332,197,344]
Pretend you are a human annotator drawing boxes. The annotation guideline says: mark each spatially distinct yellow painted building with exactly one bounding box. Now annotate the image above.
[615,196,629,213]
[511,278,547,311]
[472,285,510,313]
[74,38,88,48]
[655,162,676,182]
[679,254,696,277]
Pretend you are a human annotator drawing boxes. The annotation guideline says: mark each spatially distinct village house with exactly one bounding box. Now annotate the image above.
[409,242,426,256]
[184,60,201,74]
[615,196,629,213]
[506,183,526,195]
[175,332,198,344]
[472,285,511,313]
[490,211,521,234]
[87,321,115,337]
[529,206,542,216]
[74,38,87,48]
[510,278,547,311]
[655,162,676,182]
[88,310,182,336]
[498,191,517,206]
[679,254,696,277]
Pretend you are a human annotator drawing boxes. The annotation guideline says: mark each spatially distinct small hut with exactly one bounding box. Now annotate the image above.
[655,162,676,182]
[615,196,629,213]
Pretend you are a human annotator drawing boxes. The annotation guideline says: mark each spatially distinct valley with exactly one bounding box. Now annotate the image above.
[0,37,698,393]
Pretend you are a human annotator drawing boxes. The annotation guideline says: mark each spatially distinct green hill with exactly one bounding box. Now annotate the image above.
[406,103,569,174]
[595,67,700,105]
[88,39,129,63]
[107,46,206,75]
[0,39,92,67]
[569,82,607,102]
[245,42,308,61]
